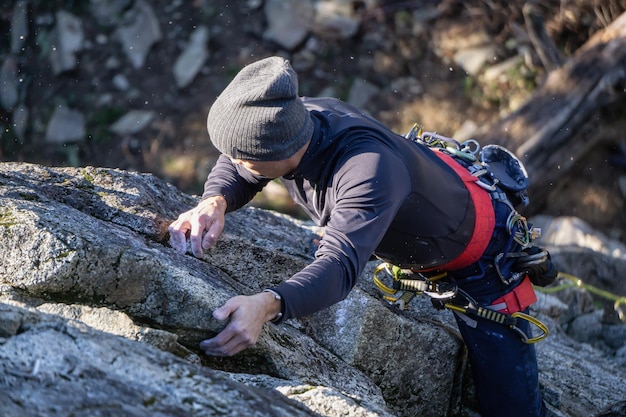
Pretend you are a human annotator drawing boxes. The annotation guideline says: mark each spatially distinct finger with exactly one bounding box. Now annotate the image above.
[199,321,244,356]
[199,302,238,355]
[202,218,224,250]
[200,337,248,357]
[212,305,230,321]
[221,339,253,356]
[168,218,190,252]
[189,216,208,257]
[199,331,231,356]
[200,327,255,357]
[168,229,188,253]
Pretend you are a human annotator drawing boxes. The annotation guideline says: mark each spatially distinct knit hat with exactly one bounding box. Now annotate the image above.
[206,56,314,161]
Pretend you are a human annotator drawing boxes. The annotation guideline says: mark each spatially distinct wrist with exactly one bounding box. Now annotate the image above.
[201,195,227,212]
[262,289,283,323]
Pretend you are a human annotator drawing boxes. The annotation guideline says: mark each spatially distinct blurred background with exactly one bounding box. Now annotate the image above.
[1,0,625,230]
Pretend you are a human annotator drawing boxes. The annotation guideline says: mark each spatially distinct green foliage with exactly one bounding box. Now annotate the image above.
[56,251,72,259]
[82,169,95,183]
[465,58,538,112]
[198,2,220,25]
[394,10,412,27]
[225,64,242,79]
[59,144,80,167]
[0,123,22,159]
[87,106,125,144]
[0,208,17,228]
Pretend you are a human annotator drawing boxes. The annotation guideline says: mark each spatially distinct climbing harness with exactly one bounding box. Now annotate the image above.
[405,124,531,208]
[405,123,540,252]
[372,124,549,344]
[373,263,549,344]
[428,149,496,271]
[406,124,540,269]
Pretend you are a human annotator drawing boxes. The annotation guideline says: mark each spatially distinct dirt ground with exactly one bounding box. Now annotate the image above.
[1,0,625,241]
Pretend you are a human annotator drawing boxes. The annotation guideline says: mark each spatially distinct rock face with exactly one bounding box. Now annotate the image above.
[0,304,318,417]
[1,162,625,417]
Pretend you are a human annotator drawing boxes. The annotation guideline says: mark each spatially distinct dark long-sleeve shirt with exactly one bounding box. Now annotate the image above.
[203,97,474,321]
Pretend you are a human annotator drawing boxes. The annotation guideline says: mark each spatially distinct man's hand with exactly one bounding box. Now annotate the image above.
[199,292,282,356]
[168,196,227,257]
[512,246,558,287]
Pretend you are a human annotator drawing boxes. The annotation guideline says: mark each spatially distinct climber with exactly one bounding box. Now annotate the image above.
[168,56,557,417]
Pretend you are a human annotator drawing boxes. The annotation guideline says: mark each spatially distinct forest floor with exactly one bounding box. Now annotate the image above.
[1,0,625,241]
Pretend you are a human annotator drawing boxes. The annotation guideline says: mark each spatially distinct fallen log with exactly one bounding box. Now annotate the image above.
[476,11,626,210]
[523,2,563,71]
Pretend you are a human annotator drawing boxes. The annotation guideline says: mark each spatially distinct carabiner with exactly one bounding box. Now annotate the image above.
[461,139,481,156]
[421,131,462,149]
[510,311,549,344]
[404,123,424,141]
[494,252,525,286]
[446,145,477,162]
[373,267,417,310]
[372,265,398,295]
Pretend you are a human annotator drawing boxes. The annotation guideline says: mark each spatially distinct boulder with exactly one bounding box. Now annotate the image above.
[264,0,314,50]
[48,10,84,75]
[1,162,625,417]
[0,303,319,417]
[114,0,162,69]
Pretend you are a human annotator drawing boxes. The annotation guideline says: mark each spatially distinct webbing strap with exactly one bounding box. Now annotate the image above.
[490,276,537,314]
[428,150,496,271]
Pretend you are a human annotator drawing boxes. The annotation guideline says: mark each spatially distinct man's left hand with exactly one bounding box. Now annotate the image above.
[512,246,558,287]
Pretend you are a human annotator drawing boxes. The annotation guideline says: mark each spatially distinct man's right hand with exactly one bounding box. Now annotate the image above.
[199,291,282,356]
[168,196,227,257]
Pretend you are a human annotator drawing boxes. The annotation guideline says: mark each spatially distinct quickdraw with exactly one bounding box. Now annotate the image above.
[445,304,549,344]
[372,263,549,344]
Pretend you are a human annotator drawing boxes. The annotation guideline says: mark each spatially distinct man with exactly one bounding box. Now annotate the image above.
[168,56,556,417]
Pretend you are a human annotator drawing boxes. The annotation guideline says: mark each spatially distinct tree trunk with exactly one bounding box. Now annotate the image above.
[476,11,626,210]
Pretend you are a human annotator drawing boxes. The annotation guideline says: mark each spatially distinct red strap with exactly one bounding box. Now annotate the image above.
[491,276,537,313]
[430,150,496,271]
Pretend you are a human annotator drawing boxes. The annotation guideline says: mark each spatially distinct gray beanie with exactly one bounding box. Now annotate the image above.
[206,56,314,161]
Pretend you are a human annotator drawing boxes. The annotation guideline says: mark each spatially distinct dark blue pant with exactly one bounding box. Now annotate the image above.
[448,200,546,417]
[454,307,545,417]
